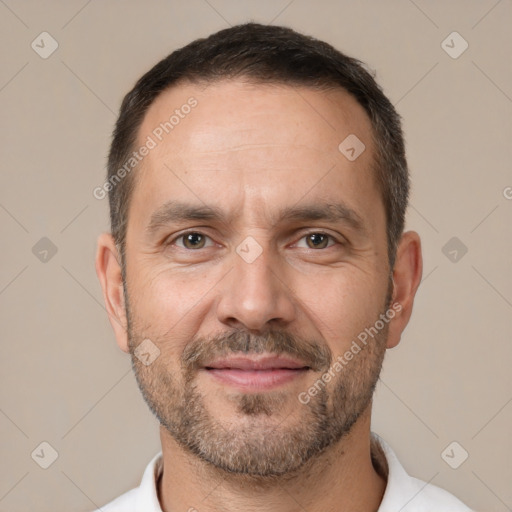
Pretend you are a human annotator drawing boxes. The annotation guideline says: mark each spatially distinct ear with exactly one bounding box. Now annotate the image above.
[386,231,423,349]
[95,232,130,353]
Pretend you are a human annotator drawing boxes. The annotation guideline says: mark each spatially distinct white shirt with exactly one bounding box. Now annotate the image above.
[92,433,473,511]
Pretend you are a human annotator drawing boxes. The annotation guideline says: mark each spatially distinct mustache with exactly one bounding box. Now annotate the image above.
[181,329,332,373]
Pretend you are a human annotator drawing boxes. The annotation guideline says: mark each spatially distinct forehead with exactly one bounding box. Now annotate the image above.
[138,79,374,168]
[130,78,382,235]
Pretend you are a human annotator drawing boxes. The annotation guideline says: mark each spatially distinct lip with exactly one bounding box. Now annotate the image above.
[205,355,309,371]
[203,355,310,391]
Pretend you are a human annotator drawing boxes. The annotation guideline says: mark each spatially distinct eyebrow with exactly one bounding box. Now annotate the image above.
[145,199,367,237]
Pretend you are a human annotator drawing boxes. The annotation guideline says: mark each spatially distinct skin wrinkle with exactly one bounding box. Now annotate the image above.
[124,84,388,480]
[97,78,422,512]
[188,142,322,155]
[124,273,393,476]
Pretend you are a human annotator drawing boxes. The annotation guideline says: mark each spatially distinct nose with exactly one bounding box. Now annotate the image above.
[215,241,296,332]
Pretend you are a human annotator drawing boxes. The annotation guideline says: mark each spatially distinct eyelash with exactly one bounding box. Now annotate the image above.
[167,230,341,250]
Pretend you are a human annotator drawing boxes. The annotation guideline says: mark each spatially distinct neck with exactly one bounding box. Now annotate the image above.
[157,407,387,512]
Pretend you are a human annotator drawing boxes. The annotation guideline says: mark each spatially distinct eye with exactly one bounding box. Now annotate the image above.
[166,231,339,251]
[295,232,338,250]
[171,231,215,250]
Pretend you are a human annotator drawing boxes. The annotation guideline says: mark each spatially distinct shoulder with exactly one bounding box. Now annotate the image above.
[372,433,474,512]
[87,451,164,512]
[89,487,140,512]
[404,475,474,511]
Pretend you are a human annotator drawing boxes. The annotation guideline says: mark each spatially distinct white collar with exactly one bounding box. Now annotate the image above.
[97,432,472,511]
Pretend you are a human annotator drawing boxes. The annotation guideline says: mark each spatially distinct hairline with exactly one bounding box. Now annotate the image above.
[116,77,393,276]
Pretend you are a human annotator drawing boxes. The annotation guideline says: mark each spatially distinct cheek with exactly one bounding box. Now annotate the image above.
[292,271,384,352]
[127,265,220,344]
[132,264,210,311]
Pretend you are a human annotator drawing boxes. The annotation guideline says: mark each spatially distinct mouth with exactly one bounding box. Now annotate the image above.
[203,355,310,391]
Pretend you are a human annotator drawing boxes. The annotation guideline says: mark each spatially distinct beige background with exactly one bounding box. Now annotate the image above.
[1,1,511,511]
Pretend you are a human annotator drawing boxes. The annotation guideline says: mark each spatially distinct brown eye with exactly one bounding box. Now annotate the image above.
[176,232,211,249]
[305,233,332,249]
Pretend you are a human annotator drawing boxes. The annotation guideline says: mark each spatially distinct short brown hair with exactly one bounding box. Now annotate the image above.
[107,22,409,272]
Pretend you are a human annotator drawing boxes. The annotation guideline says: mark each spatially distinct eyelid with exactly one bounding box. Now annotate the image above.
[292,230,342,249]
[166,230,216,249]
[165,229,343,250]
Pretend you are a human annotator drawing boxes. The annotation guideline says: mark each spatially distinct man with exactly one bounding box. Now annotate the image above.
[94,22,472,511]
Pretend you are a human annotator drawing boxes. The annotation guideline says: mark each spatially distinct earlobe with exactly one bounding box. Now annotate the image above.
[385,231,423,349]
[95,232,130,353]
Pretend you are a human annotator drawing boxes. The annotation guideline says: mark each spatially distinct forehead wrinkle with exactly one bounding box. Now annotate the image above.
[144,198,368,239]
[191,142,322,155]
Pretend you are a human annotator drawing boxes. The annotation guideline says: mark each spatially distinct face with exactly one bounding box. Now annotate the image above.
[121,79,394,476]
